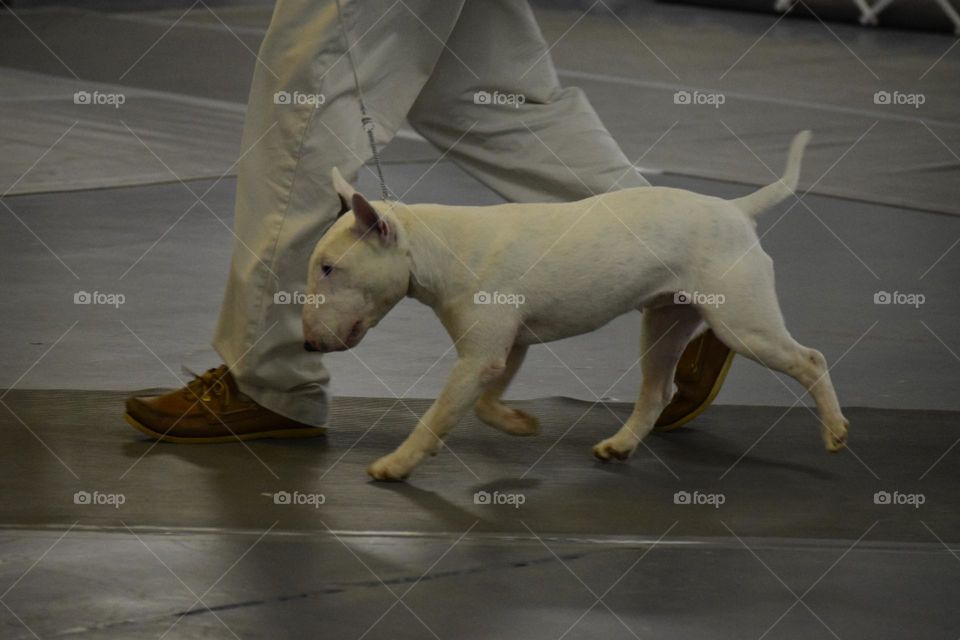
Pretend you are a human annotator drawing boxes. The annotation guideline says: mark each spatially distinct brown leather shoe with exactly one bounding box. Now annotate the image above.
[654,330,734,431]
[124,365,326,443]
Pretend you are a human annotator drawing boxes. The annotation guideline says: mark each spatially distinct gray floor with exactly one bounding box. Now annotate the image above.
[2,3,959,213]
[1,1,959,638]
[2,530,957,640]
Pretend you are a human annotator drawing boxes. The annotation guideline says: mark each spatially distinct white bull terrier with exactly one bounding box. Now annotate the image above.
[302,131,848,481]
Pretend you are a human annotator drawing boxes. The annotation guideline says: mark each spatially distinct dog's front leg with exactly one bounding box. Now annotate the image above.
[367,355,503,481]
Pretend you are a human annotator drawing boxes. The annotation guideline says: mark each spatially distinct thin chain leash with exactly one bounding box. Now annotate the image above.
[334,0,392,202]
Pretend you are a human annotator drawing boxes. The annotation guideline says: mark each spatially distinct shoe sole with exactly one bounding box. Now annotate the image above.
[654,350,736,432]
[124,413,326,444]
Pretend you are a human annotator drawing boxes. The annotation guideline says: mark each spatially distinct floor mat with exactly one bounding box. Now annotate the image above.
[1,390,956,544]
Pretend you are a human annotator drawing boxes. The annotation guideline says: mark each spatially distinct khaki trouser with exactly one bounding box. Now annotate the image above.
[213,0,649,426]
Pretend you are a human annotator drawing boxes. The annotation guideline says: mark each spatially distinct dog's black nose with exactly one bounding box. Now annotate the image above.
[304,340,319,352]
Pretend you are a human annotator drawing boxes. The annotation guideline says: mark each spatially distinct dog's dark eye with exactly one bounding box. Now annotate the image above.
[321,264,334,277]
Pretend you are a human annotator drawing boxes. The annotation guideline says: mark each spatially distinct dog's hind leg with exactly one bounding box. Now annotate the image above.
[593,304,704,461]
[699,258,848,452]
[474,344,539,436]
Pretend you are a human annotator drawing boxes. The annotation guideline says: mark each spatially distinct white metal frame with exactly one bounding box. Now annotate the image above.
[774,0,960,35]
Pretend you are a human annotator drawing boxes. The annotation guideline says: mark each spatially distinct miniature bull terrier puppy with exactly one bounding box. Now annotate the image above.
[302,131,848,481]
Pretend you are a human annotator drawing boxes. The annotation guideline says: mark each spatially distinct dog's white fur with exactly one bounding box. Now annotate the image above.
[303,131,848,481]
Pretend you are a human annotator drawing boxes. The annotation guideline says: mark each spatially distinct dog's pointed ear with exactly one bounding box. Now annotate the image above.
[332,167,356,217]
[352,193,393,244]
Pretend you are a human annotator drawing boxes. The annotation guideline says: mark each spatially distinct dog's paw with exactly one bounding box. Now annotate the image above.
[501,409,540,436]
[476,403,540,436]
[367,452,415,482]
[592,437,634,462]
[823,418,849,453]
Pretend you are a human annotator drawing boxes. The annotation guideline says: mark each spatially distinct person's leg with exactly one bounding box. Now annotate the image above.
[407,0,732,429]
[408,0,649,202]
[127,0,466,440]
[216,0,468,426]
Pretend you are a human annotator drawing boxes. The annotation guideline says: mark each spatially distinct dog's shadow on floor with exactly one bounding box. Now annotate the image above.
[367,479,543,530]
[471,477,542,494]
[649,428,835,479]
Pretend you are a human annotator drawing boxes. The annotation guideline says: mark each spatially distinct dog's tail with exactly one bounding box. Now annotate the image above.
[732,130,811,219]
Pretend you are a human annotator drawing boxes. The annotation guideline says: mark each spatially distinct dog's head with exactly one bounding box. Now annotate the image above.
[302,168,409,353]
